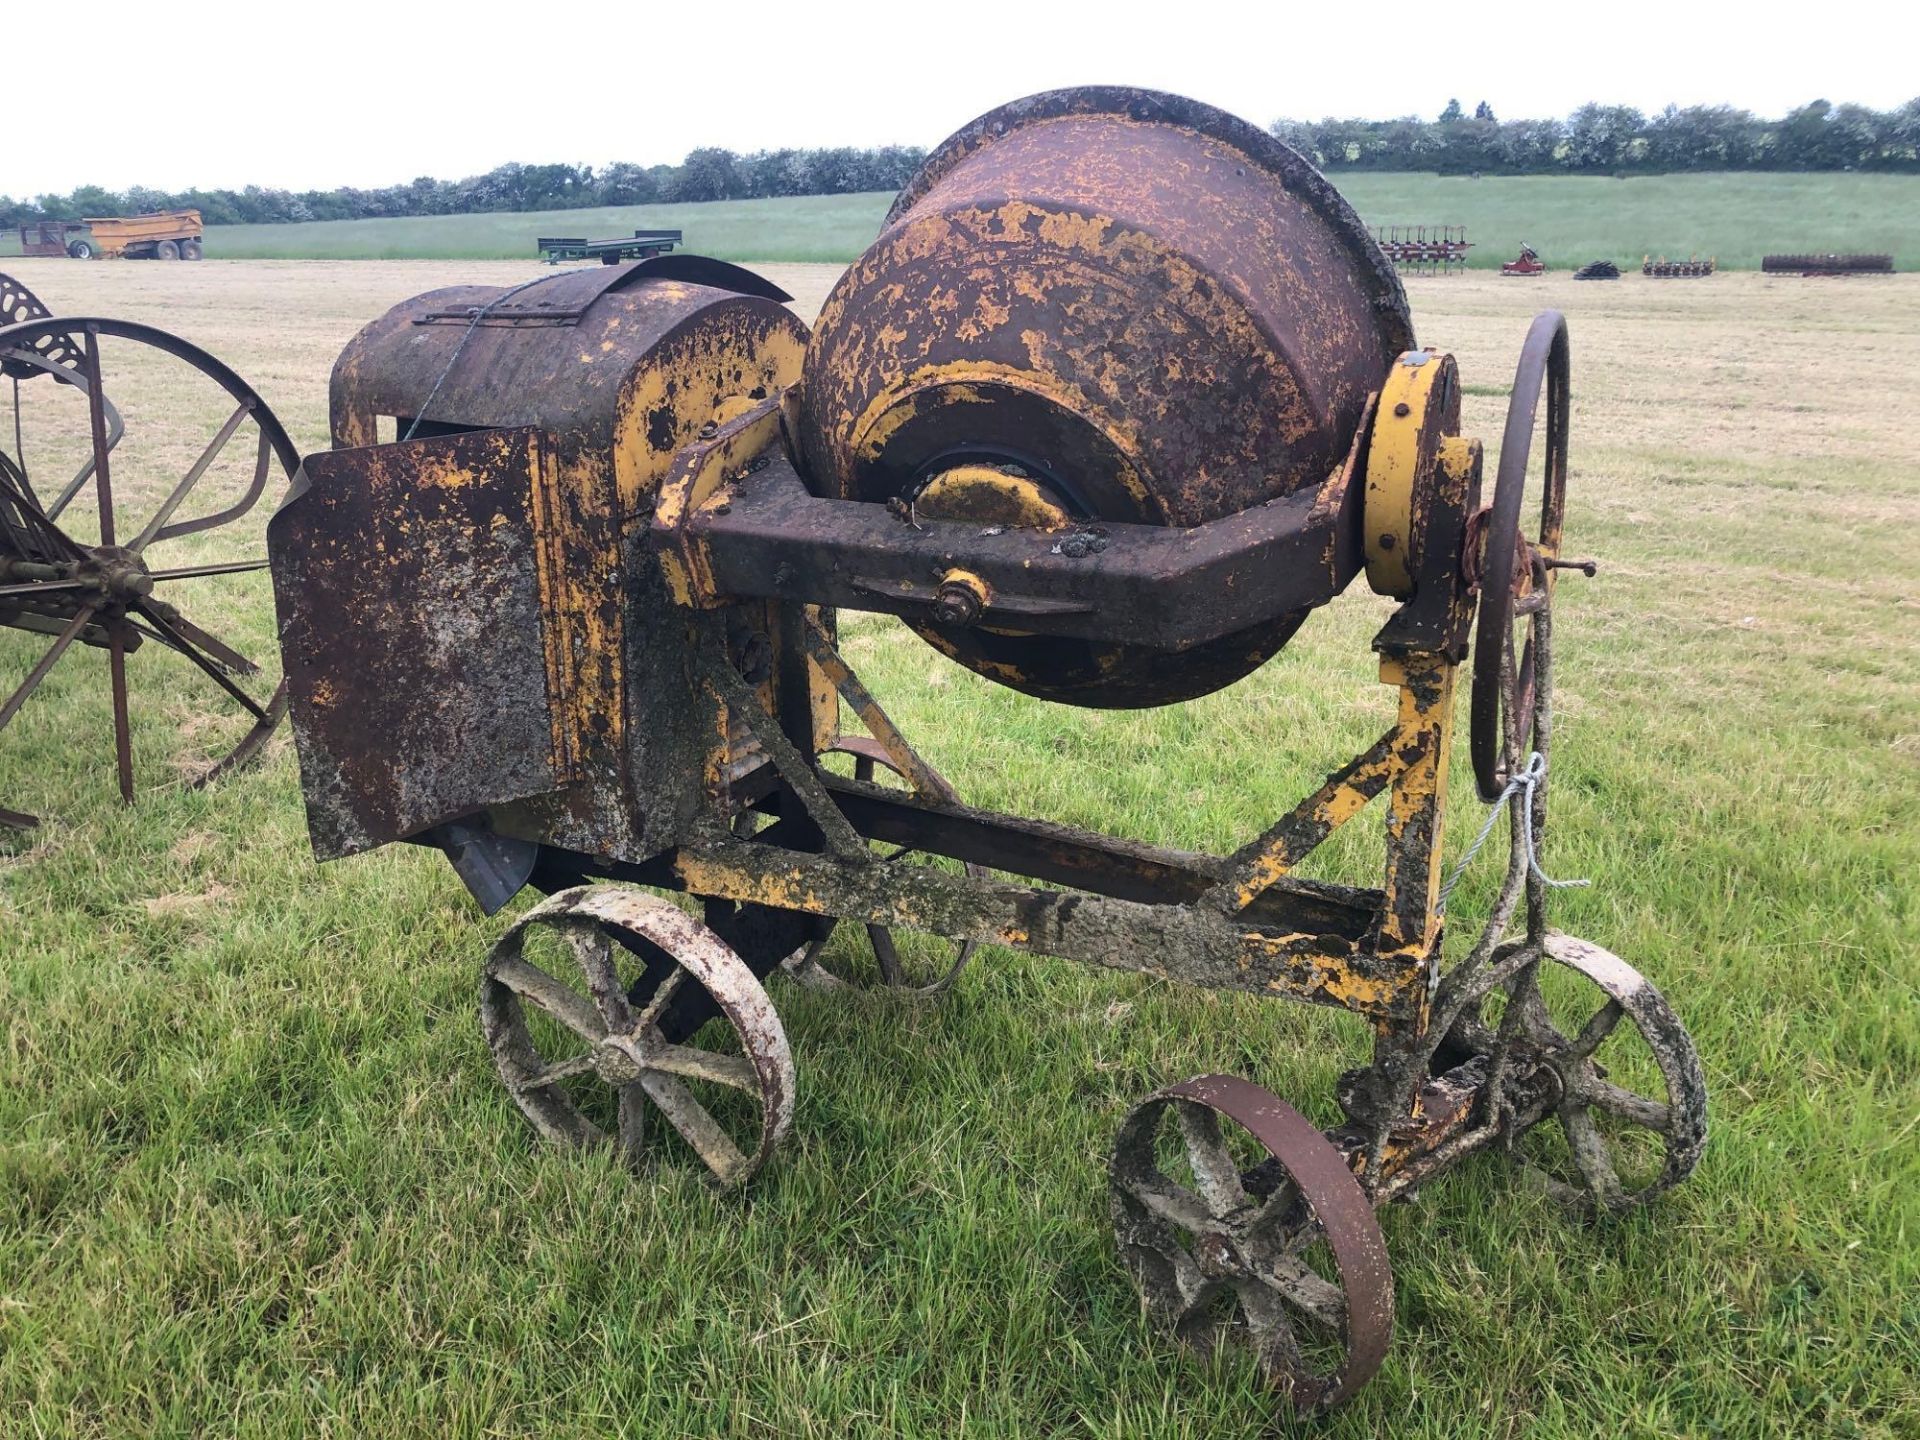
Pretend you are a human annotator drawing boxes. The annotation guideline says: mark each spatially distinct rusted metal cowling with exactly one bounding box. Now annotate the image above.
[796,87,1412,707]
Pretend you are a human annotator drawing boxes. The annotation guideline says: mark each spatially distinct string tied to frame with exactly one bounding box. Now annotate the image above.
[1438,751,1588,910]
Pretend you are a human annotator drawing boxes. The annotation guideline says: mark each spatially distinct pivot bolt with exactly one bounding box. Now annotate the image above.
[932,570,989,626]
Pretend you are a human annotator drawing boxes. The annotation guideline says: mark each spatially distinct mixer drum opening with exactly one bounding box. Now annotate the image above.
[795,86,1411,708]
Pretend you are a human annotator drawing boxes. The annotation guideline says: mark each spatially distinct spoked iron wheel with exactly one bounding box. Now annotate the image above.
[1469,310,1579,802]
[1466,933,1708,1212]
[779,735,985,995]
[1110,1074,1394,1415]
[0,316,298,826]
[480,886,795,1188]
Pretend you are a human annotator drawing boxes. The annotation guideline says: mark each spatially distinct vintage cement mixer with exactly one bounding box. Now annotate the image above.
[268,88,1706,1414]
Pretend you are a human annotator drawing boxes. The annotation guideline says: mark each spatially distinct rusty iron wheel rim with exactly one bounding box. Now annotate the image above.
[1109,1074,1394,1415]
[1502,934,1708,1212]
[1471,311,1570,801]
[781,735,984,996]
[0,317,300,824]
[481,885,795,1189]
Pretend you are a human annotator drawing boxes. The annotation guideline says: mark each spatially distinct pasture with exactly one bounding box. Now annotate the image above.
[81,170,1920,270]
[0,257,1916,1438]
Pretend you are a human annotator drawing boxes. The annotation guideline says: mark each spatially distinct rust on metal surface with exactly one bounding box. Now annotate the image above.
[793,86,1410,706]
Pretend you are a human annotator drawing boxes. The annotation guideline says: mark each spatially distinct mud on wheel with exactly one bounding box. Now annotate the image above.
[481,885,795,1188]
[1461,933,1708,1212]
[1110,1075,1393,1415]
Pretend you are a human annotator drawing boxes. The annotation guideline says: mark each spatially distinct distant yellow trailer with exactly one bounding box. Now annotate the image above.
[18,209,204,261]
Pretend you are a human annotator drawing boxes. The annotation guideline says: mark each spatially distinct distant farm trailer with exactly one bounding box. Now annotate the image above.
[1761,253,1893,277]
[537,229,682,265]
[16,211,204,261]
[1369,224,1470,275]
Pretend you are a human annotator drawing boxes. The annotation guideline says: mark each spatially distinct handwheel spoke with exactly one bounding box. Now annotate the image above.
[643,1042,760,1094]
[639,1071,750,1181]
[1177,1103,1250,1214]
[490,955,606,1042]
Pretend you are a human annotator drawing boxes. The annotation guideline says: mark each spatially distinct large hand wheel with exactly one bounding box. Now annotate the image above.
[0,316,298,826]
[1470,311,1572,802]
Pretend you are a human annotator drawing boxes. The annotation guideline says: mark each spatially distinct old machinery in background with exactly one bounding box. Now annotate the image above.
[0,272,292,827]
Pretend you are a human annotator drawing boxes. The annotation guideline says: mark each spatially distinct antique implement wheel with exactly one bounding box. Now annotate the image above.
[1110,1075,1394,1415]
[0,314,297,827]
[481,886,795,1188]
[781,735,985,995]
[1462,934,1708,1212]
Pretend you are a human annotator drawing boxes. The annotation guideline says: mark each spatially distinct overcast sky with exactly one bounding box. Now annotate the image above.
[9,1,1915,196]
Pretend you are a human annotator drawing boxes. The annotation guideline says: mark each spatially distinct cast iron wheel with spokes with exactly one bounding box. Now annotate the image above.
[0,316,298,826]
[1467,933,1708,1212]
[1110,1074,1394,1415]
[480,886,795,1188]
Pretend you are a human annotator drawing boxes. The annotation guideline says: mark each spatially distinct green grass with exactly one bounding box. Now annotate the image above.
[178,172,1920,270]
[0,274,1916,1437]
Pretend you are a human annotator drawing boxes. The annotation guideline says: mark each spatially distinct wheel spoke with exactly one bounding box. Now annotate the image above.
[616,1083,649,1162]
[633,967,685,1035]
[145,558,272,583]
[1571,999,1625,1058]
[513,1051,600,1092]
[132,602,271,720]
[1255,1253,1348,1331]
[0,605,96,731]
[639,1071,749,1181]
[1584,1076,1672,1134]
[143,600,259,676]
[1177,1102,1250,1214]
[566,924,633,1031]
[1120,1170,1215,1232]
[107,621,133,803]
[868,922,905,985]
[1558,1103,1627,1209]
[489,954,606,1042]
[82,330,116,547]
[128,399,252,551]
[643,1042,760,1093]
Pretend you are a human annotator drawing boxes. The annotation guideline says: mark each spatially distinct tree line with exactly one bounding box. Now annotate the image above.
[5,97,1917,230]
[1271,97,1920,174]
[0,146,929,229]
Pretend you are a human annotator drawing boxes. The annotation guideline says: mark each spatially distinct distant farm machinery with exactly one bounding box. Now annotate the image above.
[1762,253,1893,277]
[1370,225,1472,275]
[264,88,1707,1417]
[0,272,292,827]
[1500,243,1546,276]
[1643,255,1715,279]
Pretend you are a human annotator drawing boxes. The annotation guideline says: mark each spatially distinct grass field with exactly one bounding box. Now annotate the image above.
[1,258,1917,1438]
[80,171,1920,270]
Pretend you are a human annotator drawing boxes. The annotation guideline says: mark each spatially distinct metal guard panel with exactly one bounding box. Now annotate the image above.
[269,428,570,860]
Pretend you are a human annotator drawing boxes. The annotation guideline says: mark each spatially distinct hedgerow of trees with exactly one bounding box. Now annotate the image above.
[4,98,1915,229]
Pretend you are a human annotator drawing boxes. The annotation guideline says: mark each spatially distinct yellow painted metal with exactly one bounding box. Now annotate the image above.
[655,399,786,608]
[1363,352,1457,599]
[917,465,1071,530]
